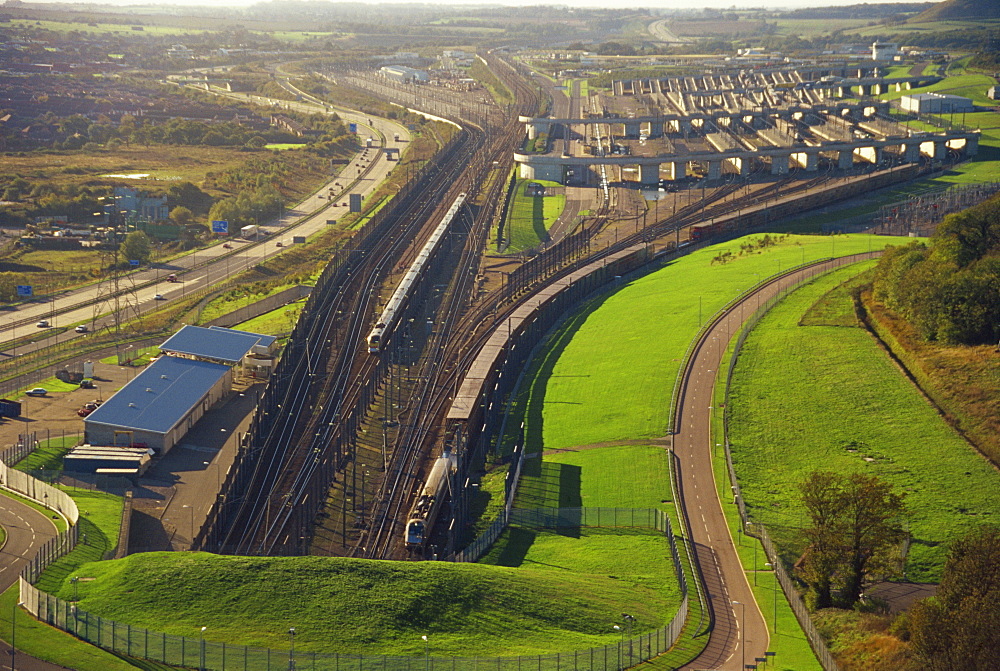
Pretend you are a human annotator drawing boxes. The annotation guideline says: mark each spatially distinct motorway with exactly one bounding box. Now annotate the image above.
[0,98,409,358]
[676,253,877,670]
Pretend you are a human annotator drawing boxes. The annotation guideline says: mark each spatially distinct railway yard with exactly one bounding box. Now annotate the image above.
[2,23,998,671]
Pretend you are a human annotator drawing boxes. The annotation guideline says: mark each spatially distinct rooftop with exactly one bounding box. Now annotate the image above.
[159,325,271,364]
[85,356,229,434]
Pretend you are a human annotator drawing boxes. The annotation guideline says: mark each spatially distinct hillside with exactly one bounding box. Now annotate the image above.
[64,543,679,655]
[914,0,1000,22]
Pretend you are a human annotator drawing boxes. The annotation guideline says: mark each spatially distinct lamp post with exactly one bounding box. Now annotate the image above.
[764,562,778,632]
[199,626,207,671]
[732,600,745,671]
[621,613,635,667]
[11,601,22,671]
[288,627,296,670]
[613,625,622,671]
[421,635,429,671]
[182,504,195,547]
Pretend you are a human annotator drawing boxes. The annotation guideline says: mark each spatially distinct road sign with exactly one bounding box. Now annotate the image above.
[349,193,362,213]
[129,259,140,267]
[212,220,229,235]
[15,285,32,297]
[292,236,306,244]
[349,123,358,133]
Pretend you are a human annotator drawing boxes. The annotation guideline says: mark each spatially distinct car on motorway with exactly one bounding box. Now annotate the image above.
[75,325,88,333]
[154,294,165,300]
[36,320,49,328]
[275,241,283,247]
[25,388,47,397]
[223,243,233,249]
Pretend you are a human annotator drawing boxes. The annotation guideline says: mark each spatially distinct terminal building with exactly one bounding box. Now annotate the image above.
[83,326,276,453]
[900,93,974,114]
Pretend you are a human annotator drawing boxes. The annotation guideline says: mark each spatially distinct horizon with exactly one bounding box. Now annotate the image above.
[12,0,935,11]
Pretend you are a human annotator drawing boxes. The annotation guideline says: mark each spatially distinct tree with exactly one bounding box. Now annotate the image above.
[908,526,1000,670]
[798,471,906,609]
[169,206,194,227]
[119,231,152,265]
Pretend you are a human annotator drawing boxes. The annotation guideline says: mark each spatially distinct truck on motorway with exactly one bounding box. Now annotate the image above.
[240,224,259,239]
[393,133,400,142]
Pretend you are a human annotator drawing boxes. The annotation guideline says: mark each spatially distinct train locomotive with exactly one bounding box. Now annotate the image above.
[367,193,467,354]
[405,453,456,550]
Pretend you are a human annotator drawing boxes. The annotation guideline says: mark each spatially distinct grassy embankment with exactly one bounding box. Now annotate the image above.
[493,234,893,669]
[726,262,1000,581]
[501,179,566,253]
[62,550,673,657]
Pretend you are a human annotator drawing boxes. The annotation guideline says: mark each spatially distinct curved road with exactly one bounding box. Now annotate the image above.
[0,495,69,670]
[676,252,878,670]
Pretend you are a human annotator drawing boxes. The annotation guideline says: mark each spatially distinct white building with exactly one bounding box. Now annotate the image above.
[900,93,974,114]
[380,65,429,84]
[872,42,899,61]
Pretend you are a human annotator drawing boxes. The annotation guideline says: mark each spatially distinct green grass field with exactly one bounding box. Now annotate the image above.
[15,433,80,472]
[502,179,566,253]
[232,298,305,336]
[726,262,1000,582]
[514,234,887,453]
[65,551,675,656]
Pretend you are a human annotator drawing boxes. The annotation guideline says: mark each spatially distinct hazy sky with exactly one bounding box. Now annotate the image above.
[22,0,929,9]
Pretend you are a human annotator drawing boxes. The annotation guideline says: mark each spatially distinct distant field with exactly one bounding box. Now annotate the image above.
[879,72,996,106]
[845,19,1000,37]
[8,18,211,36]
[727,262,1000,581]
[772,18,870,37]
[264,143,308,150]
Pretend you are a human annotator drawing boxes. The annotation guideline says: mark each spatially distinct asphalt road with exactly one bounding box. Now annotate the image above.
[676,253,878,670]
[0,494,71,670]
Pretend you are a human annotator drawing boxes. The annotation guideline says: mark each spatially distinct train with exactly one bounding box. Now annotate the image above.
[366,193,467,354]
[405,454,456,550]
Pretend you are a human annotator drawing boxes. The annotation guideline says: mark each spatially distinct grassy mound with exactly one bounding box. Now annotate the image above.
[66,550,675,655]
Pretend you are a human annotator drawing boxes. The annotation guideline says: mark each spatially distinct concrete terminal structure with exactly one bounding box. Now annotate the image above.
[517,67,975,186]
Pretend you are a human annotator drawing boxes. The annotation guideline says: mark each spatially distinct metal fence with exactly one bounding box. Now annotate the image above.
[19,507,688,671]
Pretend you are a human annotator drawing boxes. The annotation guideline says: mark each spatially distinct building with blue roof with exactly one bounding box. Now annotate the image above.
[84,356,233,453]
[159,325,275,365]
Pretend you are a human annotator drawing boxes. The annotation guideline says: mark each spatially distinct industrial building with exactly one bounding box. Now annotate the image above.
[900,93,974,114]
[379,65,429,84]
[871,42,899,62]
[83,326,276,453]
[83,355,234,453]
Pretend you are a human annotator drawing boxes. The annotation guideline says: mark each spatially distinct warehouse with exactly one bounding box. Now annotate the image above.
[900,93,974,114]
[84,356,233,453]
[379,65,429,84]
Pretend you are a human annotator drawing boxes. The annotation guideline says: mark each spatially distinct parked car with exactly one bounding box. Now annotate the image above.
[36,320,49,328]
[77,402,100,417]
[25,388,47,397]
[75,325,88,333]
[79,379,95,389]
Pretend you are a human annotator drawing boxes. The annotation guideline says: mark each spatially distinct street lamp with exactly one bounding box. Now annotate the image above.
[288,627,296,670]
[182,504,195,547]
[199,626,207,671]
[764,562,778,632]
[613,625,623,671]
[11,600,22,671]
[421,635,429,671]
[732,600,745,671]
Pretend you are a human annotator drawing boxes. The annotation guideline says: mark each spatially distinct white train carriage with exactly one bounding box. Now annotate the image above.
[367,193,467,354]
[405,454,456,549]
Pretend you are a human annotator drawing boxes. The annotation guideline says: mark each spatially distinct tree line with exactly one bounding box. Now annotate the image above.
[872,193,1000,346]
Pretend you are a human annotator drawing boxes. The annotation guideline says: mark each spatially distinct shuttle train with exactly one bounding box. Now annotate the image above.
[405,454,456,550]
[366,193,467,354]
